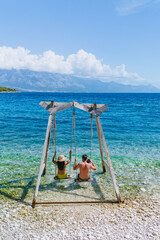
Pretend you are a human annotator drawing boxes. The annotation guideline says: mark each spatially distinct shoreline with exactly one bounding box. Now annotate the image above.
[0,91,20,93]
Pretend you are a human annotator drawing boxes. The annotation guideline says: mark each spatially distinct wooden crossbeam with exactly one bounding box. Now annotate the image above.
[39,101,51,111]
[74,101,91,113]
[39,101,108,115]
[49,102,73,114]
[39,101,105,108]
[96,104,108,115]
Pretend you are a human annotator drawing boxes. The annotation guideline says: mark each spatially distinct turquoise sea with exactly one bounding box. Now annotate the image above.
[0,92,160,203]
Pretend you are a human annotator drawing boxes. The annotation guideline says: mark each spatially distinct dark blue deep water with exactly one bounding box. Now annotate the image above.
[0,92,160,200]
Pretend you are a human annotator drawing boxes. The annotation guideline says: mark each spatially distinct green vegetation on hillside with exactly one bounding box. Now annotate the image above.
[0,86,18,92]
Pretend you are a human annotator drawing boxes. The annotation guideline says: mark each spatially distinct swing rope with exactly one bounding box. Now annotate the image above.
[90,114,93,160]
[74,110,76,158]
[89,114,93,178]
[53,114,56,148]
[70,109,74,152]
[73,109,77,176]
[53,113,57,176]
[70,108,76,175]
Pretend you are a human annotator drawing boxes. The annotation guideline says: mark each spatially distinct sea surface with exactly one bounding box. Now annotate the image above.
[0,92,160,203]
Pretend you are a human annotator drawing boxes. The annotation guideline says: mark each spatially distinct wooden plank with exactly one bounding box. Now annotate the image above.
[83,103,104,108]
[40,101,105,108]
[49,102,73,114]
[74,102,90,113]
[33,114,53,201]
[52,102,68,107]
[96,104,108,115]
[40,101,68,107]
[39,101,108,115]
[96,116,122,203]
[74,102,108,115]
[39,101,51,111]
[95,116,106,172]
[35,200,119,205]
[39,101,69,113]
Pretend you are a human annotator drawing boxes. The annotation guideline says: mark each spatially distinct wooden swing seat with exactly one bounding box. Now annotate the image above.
[54,175,72,180]
[74,177,93,183]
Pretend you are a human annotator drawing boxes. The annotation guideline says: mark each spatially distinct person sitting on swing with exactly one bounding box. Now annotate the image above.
[73,154,96,181]
[52,150,72,179]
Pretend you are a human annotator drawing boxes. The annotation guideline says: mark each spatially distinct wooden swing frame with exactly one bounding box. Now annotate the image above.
[32,101,122,208]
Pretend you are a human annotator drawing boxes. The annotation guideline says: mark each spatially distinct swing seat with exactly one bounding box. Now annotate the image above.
[54,174,72,180]
[74,176,93,182]
[75,178,93,182]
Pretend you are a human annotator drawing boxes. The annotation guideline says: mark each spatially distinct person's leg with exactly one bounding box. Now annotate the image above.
[74,173,80,182]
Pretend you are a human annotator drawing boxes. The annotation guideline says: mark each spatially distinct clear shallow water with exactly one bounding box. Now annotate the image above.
[0,92,160,202]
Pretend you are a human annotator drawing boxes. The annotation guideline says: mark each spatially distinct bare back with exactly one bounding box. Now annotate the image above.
[78,162,92,179]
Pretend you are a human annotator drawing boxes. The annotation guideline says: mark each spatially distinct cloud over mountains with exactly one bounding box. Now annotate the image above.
[0,46,145,86]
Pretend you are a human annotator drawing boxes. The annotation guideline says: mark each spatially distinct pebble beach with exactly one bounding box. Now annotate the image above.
[0,171,159,240]
[0,195,159,240]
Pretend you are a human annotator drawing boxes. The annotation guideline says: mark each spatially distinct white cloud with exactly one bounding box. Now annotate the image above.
[0,46,73,74]
[116,0,159,16]
[0,46,145,85]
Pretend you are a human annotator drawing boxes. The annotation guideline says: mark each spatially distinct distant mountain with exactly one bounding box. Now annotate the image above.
[0,69,159,93]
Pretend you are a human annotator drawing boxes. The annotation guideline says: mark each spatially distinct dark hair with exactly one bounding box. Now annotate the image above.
[82,154,87,161]
[57,161,65,170]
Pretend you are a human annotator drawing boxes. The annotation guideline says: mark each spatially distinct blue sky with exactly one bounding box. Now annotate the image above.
[0,0,160,87]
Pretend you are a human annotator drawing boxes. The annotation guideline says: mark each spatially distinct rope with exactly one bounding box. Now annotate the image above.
[74,111,76,158]
[70,109,74,151]
[74,111,77,177]
[53,113,56,149]
[69,109,75,175]
[69,108,76,174]
[53,114,57,176]
[90,114,93,159]
[71,108,77,176]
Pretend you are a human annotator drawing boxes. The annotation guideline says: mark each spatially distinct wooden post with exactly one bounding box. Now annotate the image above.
[96,116,106,172]
[42,121,52,176]
[42,101,54,176]
[32,113,53,208]
[94,103,106,173]
[96,116,122,203]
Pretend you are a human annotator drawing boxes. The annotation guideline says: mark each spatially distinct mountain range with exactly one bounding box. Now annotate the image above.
[0,69,159,93]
